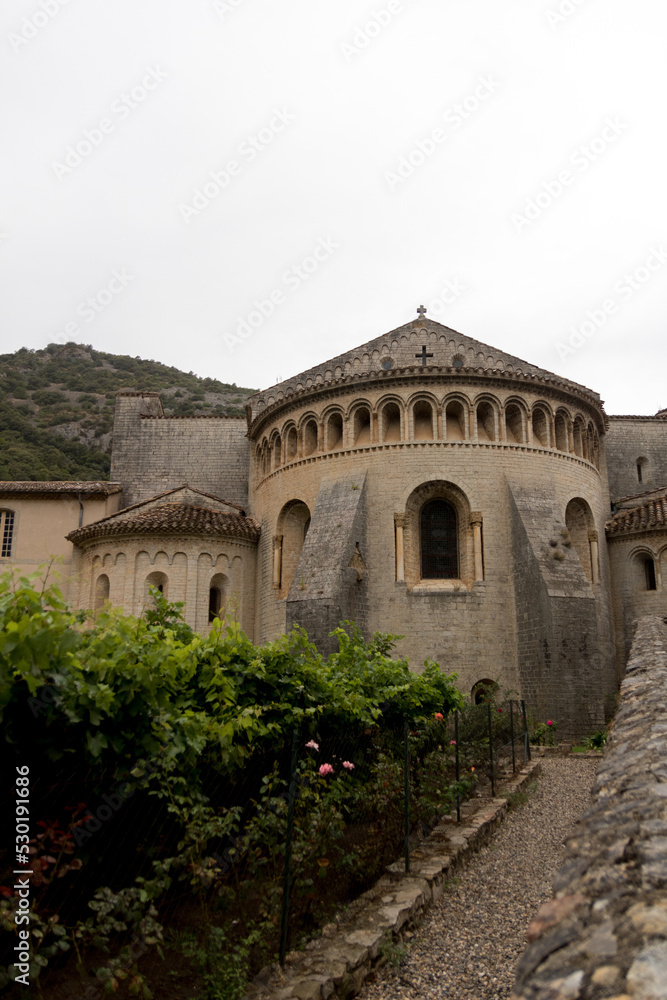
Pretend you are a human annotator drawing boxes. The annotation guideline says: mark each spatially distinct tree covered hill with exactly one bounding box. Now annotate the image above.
[0,342,256,481]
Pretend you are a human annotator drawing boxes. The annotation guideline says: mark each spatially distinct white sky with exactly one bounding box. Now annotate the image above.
[2,0,666,414]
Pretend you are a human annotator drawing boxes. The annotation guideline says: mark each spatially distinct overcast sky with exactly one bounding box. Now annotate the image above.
[2,0,666,414]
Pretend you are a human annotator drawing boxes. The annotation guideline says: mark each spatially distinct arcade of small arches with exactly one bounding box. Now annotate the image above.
[84,546,245,631]
[253,393,601,479]
[625,544,667,593]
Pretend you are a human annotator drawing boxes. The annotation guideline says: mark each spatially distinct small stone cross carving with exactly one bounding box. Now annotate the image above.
[417,304,427,318]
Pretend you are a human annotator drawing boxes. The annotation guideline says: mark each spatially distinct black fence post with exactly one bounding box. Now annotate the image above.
[487,701,495,797]
[521,699,531,763]
[454,709,461,823]
[510,700,516,774]
[404,718,410,873]
[279,728,300,967]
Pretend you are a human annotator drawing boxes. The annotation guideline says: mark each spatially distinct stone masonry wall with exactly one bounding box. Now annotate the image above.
[606,417,667,501]
[110,392,250,509]
[509,484,613,737]
[512,614,667,1000]
[286,474,369,654]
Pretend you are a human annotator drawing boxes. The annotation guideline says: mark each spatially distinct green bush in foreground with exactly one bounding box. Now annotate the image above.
[0,574,464,995]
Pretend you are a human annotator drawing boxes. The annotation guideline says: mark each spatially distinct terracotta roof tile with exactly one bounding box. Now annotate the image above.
[607,495,667,537]
[0,481,122,495]
[67,503,260,544]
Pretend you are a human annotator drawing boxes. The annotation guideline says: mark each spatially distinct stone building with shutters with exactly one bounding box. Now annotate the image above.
[1,310,666,735]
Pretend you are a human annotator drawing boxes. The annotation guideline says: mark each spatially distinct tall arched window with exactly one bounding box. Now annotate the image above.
[209,572,228,622]
[420,500,458,579]
[94,574,110,610]
[0,510,15,558]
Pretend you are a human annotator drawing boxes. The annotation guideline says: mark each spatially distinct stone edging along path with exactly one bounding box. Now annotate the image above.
[245,760,541,1000]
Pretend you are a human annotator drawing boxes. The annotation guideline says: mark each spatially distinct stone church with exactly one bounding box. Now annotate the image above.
[2,312,666,735]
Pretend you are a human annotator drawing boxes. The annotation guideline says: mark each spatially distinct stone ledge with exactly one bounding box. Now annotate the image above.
[245,761,541,1000]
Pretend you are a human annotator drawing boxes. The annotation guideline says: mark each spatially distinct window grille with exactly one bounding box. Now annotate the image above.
[420,500,458,579]
[0,511,14,558]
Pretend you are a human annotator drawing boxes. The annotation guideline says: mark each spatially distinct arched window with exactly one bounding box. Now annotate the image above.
[420,500,458,579]
[0,510,15,558]
[146,571,168,599]
[532,408,549,447]
[208,573,228,622]
[471,679,498,704]
[555,412,569,452]
[565,498,594,582]
[303,419,318,456]
[353,406,371,445]
[476,401,496,442]
[94,574,109,610]
[326,412,343,450]
[382,402,402,442]
[444,400,466,441]
[644,557,657,591]
[277,500,311,596]
[505,404,524,444]
[413,400,434,440]
[285,426,298,461]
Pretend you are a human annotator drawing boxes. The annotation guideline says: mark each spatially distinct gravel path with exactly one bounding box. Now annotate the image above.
[358,757,598,1000]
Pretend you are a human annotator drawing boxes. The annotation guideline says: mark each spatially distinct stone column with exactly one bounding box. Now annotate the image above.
[185,554,200,630]
[394,514,405,583]
[272,535,283,589]
[470,513,484,581]
[589,530,599,585]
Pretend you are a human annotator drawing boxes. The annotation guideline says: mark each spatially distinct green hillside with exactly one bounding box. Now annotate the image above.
[0,342,256,481]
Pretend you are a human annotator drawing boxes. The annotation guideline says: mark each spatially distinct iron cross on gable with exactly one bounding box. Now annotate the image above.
[415,345,433,365]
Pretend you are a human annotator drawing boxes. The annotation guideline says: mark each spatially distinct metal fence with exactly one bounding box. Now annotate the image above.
[1,699,533,994]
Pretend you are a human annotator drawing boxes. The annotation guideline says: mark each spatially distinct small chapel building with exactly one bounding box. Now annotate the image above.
[2,312,666,735]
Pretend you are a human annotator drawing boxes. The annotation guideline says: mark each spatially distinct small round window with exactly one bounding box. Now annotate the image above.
[381,358,393,370]
[452,356,465,369]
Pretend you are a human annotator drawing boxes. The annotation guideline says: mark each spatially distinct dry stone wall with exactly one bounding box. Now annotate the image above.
[512,614,667,1000]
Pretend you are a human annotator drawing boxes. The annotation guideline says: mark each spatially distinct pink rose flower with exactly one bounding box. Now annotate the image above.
[547,720,553,726]
[450,740,457,745]
[305,740,319,750]
[434,712,444,721]
[342,761,354,770]
[319,763,334,776]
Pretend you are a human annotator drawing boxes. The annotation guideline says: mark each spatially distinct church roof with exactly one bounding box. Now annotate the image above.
[68,503,260,544]
[0,481,122,496]
[606,492,667,537]
[246,314,599,423]
[66,485,259,545]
